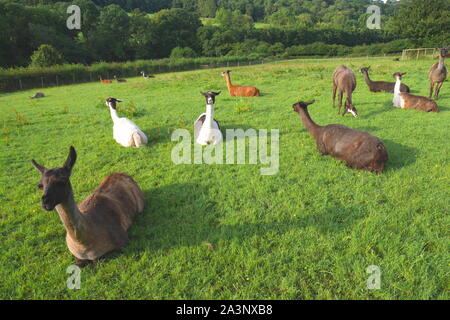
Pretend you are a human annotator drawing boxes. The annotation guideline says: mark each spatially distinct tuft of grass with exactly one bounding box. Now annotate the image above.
[2,121,11,141]
[14,110,29,126]
[235,100,251,113]
[117,100,140,118]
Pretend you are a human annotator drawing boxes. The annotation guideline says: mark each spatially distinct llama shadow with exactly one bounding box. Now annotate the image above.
[362,101,395,118]
[125,183,365,254]
[143,126,182,144]
[382,139,418,171]
[437,104,449,112]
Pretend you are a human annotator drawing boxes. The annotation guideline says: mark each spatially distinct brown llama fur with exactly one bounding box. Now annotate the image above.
[360,67,410,93]
[393,72,440,113]
[428,48,448,100]
[31,146,145,266]
[293,101,388,173]
[332,66,358,116]
[221,70,260,97]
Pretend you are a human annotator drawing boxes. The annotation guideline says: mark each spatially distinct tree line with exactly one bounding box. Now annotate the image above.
[1,0,449,68]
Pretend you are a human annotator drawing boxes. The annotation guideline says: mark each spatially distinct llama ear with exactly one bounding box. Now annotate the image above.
[63,146,77,173]
[401,72,407,76]
[306,100,315,105]
[31,159,45,174]
[200,92,207,96]
[212,91,221,96]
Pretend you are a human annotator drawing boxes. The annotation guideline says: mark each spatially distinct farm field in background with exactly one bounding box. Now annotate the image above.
[0,57,448,299]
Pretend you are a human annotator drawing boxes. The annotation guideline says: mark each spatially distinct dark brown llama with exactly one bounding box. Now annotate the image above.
[293,101,388,173]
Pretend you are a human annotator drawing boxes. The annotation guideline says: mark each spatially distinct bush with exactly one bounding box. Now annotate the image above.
[30,45,65,68]
[170,47,197,59]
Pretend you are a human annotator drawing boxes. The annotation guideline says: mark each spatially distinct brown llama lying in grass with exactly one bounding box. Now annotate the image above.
[393,72,439,113]
[221,70,260,97]
[32,146,145,267]
[293,101,388,173]
[360,67,410,93]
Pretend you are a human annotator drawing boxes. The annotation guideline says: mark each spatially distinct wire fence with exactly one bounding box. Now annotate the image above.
[0,58,282,94]
[401,48,438,60]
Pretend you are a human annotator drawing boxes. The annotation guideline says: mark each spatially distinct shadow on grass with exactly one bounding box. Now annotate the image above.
[124,183,365,255]
[382,139,418,171]
[362,101,395,118]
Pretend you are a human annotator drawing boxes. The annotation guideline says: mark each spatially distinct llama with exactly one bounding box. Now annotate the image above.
[332,66,358,117]
[393,72,439,112]
[31,146,145,266]
[140,71,155,79]
[114,75,127,83]
[30,92,45,99]
[428,48,448,100]
[360,67,410,93]
[221,70,260,97]
[106,97,148,147]
[293,101,388,173]
[99,76,112,84]
[194,91,223,145]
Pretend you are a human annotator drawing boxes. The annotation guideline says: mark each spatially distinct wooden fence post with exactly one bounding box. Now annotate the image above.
[19,79,23,90]
[56,75,59,86]
[41,77,44,88]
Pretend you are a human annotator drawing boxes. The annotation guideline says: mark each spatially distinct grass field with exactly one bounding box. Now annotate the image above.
[0,57,448,299]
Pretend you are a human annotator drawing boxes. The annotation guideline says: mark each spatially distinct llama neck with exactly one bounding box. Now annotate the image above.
[205,104,214,128]
[225,74,233,90]
[55,184,86,241]
[362,71,372,85]
[298,108,321,138]
[394,78,402,96]
[438,55,446,69]
[393,78,402,107]
[109,106,120,123]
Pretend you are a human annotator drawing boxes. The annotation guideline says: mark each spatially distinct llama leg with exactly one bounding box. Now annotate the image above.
[338,91,343,115]
[75,257,93,268]
[435,82,443,100]
[332,84,337,108]
[429,81,435,99]
[132,131,143,147]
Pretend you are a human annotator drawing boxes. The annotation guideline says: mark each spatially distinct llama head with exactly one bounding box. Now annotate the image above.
[360,67,370,74]
[292,101,315,113]
[201,91,221,105]
[221,70,231,77]
[440,48,449,58]
[31,146,77,211]
[393,72,407,81]
[105,97,122,110]
[344,103,358,118]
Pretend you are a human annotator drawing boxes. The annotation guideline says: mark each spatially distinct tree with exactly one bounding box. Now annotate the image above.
[170,46,197,58]
[197,0,217,18]
[30,44,65,67]
[151,8,202,58]
[90,5,131,61]
[386,0,450,46]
